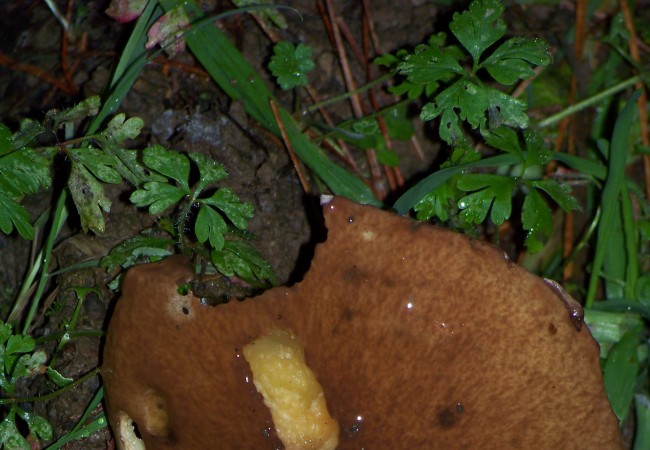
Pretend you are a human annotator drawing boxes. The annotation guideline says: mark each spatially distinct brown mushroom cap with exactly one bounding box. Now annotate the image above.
[102,197,621,449]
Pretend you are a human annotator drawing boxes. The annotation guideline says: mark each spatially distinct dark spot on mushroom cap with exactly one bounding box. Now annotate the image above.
[102,197,622,449]
[437,405,461,429]
[549,322,558,335]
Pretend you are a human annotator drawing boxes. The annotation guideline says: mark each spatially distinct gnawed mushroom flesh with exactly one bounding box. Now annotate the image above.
[102,197,621,449]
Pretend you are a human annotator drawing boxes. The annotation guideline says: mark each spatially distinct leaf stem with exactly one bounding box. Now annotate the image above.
[303,73,392,115]
[0,367,100,405]
[536,75,642,129]
[22,191,68,335]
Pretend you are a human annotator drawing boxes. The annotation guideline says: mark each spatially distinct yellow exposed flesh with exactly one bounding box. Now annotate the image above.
[243,329,339,450]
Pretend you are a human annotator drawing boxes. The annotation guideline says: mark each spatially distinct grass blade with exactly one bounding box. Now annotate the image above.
[87,1,163,134]
[159,0,379,205]
[392,153,518,214]
[585,91,641,308]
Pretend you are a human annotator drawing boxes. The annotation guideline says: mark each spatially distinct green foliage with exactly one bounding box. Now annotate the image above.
[457,174,517,226]
[269,41,315,90]
[0,97,275,285]
[100,235,174,273]
[0,135,55,239]
[390,0,550,145]
[158,0,379,206]
[604,328,641,422]
[211,238,276,283]
[126,145,275,283]
[385,0,572,253]
[0,320,52,449]
[8,0,649,445]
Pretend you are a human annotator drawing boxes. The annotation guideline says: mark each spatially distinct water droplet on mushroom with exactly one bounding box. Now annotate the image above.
[343,415,363,437]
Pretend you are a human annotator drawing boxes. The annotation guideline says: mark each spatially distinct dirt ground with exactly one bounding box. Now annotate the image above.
[0,0,626,447]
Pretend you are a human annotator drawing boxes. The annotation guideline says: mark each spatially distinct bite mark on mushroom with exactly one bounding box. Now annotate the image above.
[102,197,622,449]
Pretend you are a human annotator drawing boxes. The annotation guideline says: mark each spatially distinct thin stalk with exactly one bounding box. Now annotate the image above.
[34,330,105,345]
[22,191,69,335]
[0,367,100,406]
[536,75,642,129]
[303,73,392,115]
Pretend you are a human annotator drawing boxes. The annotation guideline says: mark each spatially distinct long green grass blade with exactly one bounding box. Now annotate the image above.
[391,148,612,216]
[551,152,607,180]
[590,299,650,320]
[45,413,106,450]
[22,191,68,334]
[158,0,379,205]
[602,195,626,300]
[87,0,162,134]
[536,75,641,129]
[621,181,639,300]
[585,91,641,308]
[392,153,518,214]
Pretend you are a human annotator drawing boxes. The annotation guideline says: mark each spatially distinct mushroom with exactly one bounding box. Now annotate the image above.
[102,197,621,449]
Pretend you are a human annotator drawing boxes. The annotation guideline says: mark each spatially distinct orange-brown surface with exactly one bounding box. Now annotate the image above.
[103,197,621,449]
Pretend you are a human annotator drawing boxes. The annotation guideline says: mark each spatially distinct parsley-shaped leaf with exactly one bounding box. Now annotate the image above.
[211,240,276,283]
[100,235,174,272]
[414,179,459,222]
[0,323,12,345]
[142,145,190,190]
[486,126,523,160]
[102,113,144,143]
[201,188,254,230]
[130,181,186,215]
[449,0,505,63]
[11,119,45,151]
[0,148,54,198]
[531,179,580,212]
[195,204,227,251]
[457,174,516,225]
[486,87,528,129]
[68,148,122,184]
[0,416,30,450]
[24,413,52,441]
[421,79,488,144]
[189,152,228,193]
[68,163,111,234]
[4,334,35,380]
[268,41,315,90]
[0,193,34,240]
[45,96,100,131]
[522,129,551,168]
[480,37,551,85]
[397,42,462,85]
[487,128,552,168]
